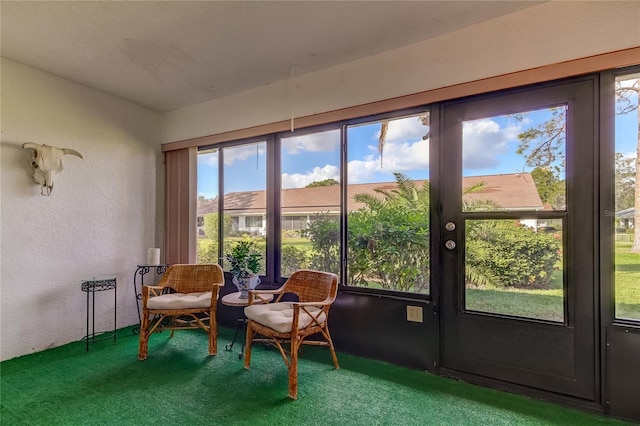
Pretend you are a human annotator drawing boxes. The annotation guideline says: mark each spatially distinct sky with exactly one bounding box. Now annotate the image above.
[197,80,638,199]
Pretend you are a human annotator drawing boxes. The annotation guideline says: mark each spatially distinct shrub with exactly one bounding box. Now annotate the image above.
[281,245,309,277]
[301,213,340,274]
[197,240,219,264]
[348,206,429,293]
[466,221,561,289]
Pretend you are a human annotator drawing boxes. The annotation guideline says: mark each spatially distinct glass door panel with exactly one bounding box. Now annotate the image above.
[462,108,566,212]
[465,218,564,322]
[461,108,567,322]
[614,72,640,321]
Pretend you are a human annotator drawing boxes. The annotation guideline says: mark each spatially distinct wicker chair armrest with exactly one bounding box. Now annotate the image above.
[292,300,332,308]
[291,301,332,330]
[143,285,164,298]
[247,288,283,305]
[209,284,221,303]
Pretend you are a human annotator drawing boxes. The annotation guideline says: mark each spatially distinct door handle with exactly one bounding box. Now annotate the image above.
[445,221,456,231]
[445,240,456,250]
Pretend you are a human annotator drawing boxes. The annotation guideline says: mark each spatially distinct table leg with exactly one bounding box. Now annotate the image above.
[238,318,247,359]
[91,289,96,345]
[225,315,245,356]
[85,289,90,351]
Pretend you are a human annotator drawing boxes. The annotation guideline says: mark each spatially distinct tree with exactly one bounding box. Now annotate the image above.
[306,178,339,187]
[615,152,636,211]
[517,77,640,252]
[203,212,233,240]
[516,107,567,175]
[615,77,639,252]
[378,114,429,167]
[300,212,340,274]
[531,167,565,209]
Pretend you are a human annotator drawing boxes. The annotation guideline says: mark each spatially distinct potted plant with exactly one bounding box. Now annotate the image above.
[225,240,263,298]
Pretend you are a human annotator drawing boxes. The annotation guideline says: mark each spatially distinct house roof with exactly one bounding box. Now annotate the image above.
[616,208,635,219]
[197,172,544,216]
[461,173,545,211]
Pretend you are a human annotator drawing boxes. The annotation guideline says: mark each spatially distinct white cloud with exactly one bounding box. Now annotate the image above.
[224,143,266,166]
[373,115,429,144]
[281,164,340,188]
[282,129,340,155]
[347,138,430,183]
[347,159,382,183]
[462,118,520,170]
[197,151,218,168]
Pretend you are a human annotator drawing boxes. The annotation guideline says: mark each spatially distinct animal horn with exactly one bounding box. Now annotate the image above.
[22,142,42,150]
[62,148,83,159]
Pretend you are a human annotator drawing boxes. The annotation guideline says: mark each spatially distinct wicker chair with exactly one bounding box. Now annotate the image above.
[138,264,224,360]
[243,269,339,399]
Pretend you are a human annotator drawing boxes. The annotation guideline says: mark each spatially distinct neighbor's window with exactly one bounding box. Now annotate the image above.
[614,71,640,321]
[280,128,341,278]
[346,112,430,294]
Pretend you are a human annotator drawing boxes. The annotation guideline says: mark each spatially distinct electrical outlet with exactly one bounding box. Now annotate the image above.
[406,305,423,323]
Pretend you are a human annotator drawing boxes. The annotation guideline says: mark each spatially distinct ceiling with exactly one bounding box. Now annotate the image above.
[1,1,543,113]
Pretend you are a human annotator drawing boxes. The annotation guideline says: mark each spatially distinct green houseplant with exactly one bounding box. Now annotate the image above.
[225,240,263,298]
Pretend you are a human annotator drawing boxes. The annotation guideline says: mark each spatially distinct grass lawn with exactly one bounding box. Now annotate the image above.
[467,241,640,321]
[615,241,640,320]
[466,272,565,322]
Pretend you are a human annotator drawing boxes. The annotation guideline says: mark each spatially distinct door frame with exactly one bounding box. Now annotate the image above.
[435,75,599,401]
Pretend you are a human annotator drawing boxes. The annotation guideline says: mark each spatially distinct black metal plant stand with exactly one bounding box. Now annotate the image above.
[81,278,117,351]
[133,264,168,334]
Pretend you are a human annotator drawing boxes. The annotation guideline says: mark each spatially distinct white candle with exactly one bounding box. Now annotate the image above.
[147,248,160,265]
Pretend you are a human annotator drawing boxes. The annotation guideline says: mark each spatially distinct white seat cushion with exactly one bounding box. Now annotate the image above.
[147,291,212,310]
[244,302,326,333]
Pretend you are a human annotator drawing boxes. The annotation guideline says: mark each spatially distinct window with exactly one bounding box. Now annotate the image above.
[192,66,638,304]
[282,215,309,231]
[280,128,341,278]
[222,142,267,274]
[614,71,640,321]
[245,215,263,229]
[196,142,267,275]
[196,148,219,262]
[346,112,430,294]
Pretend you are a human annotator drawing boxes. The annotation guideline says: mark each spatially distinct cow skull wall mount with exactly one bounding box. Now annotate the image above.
[22,142,83,196]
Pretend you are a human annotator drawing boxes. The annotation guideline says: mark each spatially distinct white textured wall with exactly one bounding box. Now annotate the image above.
[163,1,640,143]
[0,59,163,361]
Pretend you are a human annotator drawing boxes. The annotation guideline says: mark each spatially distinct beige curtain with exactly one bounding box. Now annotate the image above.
[165,147,197,265]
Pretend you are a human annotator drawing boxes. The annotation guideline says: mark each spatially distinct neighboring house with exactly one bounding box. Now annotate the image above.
[197,172,545,236]
[615,207,635,230]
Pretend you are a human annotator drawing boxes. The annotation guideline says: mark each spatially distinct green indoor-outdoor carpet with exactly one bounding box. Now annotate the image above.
[0,327,632,426]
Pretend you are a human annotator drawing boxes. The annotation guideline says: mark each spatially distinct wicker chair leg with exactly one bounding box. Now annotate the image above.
[208,311,217,355]
[244,322,254,369]
[288,336,300,400]
[138,313,149,360]
[325,328,339,369]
